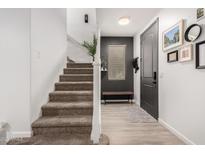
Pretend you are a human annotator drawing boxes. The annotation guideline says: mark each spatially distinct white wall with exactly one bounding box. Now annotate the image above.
[0,9,31,137]
[66,8,97,63]
[133,35,141,105]
[66,40,92,63]
[67,8,97,43]
[31,9,68,122]
[0,8,91,139]
[0,8,68,138]
[135,8,205,144]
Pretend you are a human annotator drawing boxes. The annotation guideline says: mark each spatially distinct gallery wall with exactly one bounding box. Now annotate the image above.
[135,8,205,144]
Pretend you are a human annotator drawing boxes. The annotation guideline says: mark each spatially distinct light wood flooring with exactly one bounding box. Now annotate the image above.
[101,103,184,145]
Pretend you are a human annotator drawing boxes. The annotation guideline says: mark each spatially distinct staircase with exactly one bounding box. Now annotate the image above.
[7,60,109,144]
[7,29,109,144]
[31,61,94,144]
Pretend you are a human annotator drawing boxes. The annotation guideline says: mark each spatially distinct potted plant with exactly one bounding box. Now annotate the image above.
[82,35,97,62]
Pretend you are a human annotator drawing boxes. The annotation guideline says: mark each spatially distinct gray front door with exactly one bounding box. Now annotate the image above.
[140,19,159,119]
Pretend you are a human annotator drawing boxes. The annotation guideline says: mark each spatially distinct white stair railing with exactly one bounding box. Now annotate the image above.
[91,29,101,144]
[67,30,101,143]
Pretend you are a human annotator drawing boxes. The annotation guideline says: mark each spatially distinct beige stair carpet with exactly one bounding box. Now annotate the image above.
[8,61,109,145]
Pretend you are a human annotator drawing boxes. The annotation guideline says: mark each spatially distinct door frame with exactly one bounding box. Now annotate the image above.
[140,18,159,119]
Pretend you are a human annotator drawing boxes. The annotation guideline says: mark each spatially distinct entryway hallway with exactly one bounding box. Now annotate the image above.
[102,103,184,145]
[1,8,205,145]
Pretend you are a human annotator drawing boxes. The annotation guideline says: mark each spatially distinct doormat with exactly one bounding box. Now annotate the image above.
[128,105,157,123]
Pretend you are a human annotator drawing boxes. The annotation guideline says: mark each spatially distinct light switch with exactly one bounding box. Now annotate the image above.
[34,50,40,59]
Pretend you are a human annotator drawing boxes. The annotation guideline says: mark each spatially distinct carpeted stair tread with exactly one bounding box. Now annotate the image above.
[55,82,93,91]
[32,115,92,128]
[7,134,91,145]
[49,91,93,102]
[42,102,93,109]
[67,63,92,64]
[64,68,93,74]
[7,134,109,145]
[67,63,93,68]
[59,74,93,82]
[55,82,93,86]
[56,81,93,84]
[50,90,93,95]
[60,74,93,76]
[41,102,93,116]
[64,68,93,70]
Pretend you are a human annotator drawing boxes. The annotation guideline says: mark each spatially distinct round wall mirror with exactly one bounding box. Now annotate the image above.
[184,24,202,42]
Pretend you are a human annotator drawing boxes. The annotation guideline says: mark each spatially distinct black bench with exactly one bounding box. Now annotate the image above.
[102,91,134,104]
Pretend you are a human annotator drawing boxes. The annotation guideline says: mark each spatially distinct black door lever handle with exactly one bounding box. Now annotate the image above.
[153,72,157,80]
[153,72,157,84]
[152,81,157,84]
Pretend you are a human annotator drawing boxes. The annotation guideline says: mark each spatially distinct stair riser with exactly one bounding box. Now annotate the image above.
[67,63,93,68]
[64,69,93,74]
[42,108,93,116]
[49,94,93,102]
[55,83,93,91]
[32,126,91,136]
[60,76,93,82]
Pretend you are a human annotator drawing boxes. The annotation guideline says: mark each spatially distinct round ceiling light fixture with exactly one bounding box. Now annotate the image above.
[118,16,130,25]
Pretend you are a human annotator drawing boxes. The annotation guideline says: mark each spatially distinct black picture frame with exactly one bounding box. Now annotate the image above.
[184,24,202,42]
[196,40,205,69]
[167,50,178,63]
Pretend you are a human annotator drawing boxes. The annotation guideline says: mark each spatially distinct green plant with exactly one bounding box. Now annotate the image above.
[82,35,97,62]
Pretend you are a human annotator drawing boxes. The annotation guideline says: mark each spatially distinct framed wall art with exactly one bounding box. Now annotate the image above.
[162,20,184,51]
[196,40,205,69]
[184,24,202,42]
[108,45,126,80]
[197,8,205,21]
[167,50,178,63]
[179,44,193,62]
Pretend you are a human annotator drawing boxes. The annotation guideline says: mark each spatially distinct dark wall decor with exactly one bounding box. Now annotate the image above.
[84,14,88,23]
[132,57,139,73]
[101,37,133,92]
[184,24,202,42]
[101,59,107,71]
[196,40,205,69]
[167,50,178,63]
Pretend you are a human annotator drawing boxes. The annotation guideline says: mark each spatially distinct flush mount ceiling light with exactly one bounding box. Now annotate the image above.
[118,17,130,25]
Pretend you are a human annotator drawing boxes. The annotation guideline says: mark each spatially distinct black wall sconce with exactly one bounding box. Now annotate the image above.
[84,14,88,23]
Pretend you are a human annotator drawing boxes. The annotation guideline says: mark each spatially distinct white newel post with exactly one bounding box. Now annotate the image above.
[91,29,101,144]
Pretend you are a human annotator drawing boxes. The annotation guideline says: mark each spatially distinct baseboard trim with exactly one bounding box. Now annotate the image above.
[134,99,140,106]
[7,131,31,141]
[158,118,195,145]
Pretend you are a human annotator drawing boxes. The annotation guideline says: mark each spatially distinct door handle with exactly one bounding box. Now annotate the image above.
[153,72,157,84]
[152,81,157,84]
[144,84,154,88]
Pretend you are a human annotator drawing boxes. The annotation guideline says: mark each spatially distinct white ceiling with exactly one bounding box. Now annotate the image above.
[96,8,161,36]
